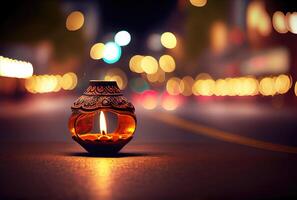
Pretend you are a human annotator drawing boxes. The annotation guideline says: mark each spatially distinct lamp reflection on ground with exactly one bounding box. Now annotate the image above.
[90,159,113,199]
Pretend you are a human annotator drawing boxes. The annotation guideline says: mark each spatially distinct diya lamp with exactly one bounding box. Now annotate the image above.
[68,80,136,154]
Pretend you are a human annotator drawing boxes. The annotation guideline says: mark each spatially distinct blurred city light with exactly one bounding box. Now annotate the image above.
[66,11,85,31]
[166,77,182,95]
[210,21,228,54]
[114,30,131,46]
[159,55,176,72]
[180,76,194,96]
[104,68,127,89]
[25,72,77,93]
[287,12,297,34]
[61,72,78,90]
[90,43,105,60]
[0,56,33,78]
[272,11,288,34]
[129,77,150,93]
[192,79,215,96]
[147,33,162,51]
[189,0,207,7]
[146,68,165,83]
[141,90,158,110]
[141,56,158,74]
[161,92,181,111]
[160,32,177,49]
[129,55,144,73]
[247,1,271,36]
[259,77,276,96]
[103,42,122,64]
[274,74,291,94]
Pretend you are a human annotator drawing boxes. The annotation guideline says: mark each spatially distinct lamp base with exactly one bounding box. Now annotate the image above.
[72,136,132,154]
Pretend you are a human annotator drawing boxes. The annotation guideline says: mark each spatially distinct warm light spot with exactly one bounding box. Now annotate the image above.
[259,77,276,96]
[272,11,288,34]
[129,55,144,73]
[0,56,33,78]
[161,93,180,111]
[189,0,207,7]
[159,55,176,72]
[192,79,215,96]
[246,1,271,36]
[166,77,182,95]
[288,12,297,34]
[114,30,131,46]
[214,79,228,96]
[258,14,272,36]
[66,11,84,31]
[146,68,165,83]
[275,74,291,94]
[104,68,127,89]
[210,21,228,54]
[103,42,122,64]
[90,43,105,60]
[180,76,194,96]
[141,56,158,74]
[142,90,158,110]
[61,72,77,90]
[195,73,212,80]
[160,32,177,49]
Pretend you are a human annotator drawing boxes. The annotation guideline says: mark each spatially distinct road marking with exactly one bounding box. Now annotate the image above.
[149,112,297,154]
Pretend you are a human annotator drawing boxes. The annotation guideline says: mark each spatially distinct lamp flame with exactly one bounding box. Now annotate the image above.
[100,111,107,135]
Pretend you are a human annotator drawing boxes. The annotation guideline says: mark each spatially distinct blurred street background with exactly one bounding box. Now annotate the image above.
[1,0,297,199]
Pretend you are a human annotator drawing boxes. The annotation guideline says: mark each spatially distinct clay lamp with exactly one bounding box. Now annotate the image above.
[68,80,136,154]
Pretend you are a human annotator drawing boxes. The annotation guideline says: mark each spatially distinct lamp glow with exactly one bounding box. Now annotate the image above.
[100,111,107,135]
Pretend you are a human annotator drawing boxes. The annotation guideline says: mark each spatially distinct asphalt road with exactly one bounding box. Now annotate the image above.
[0,95,297,199]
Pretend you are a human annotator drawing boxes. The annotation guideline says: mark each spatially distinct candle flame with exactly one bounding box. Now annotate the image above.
[99,111,107,135]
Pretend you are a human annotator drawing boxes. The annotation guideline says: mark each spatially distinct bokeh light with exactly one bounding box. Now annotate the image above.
[130,78,150,93]
[160,32,177,49]
[66,11,84,31]
[25,72,77,93]
[288,12,297,34]
[210,21,228,54]
[61,72,78,90]
[104,68,127,89]
[180,76,194,96]
[141,56,158,74]
[272,11,288,34]
[161,92,181,111]
[246,1,271,36]
[103,42,122,64]
[192,79,215,96]
[90,43,105,60]
[275,74,291,94]
[189,0,207,7]
[0,56,33,78]
[259,77,276,96]
[159,55,176,73]
[146,68,165,83]
[129,55,144,73]
[114,30,131,46]
[141,90,158,110]
[166,77,182,95]
[147,33,162,51]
